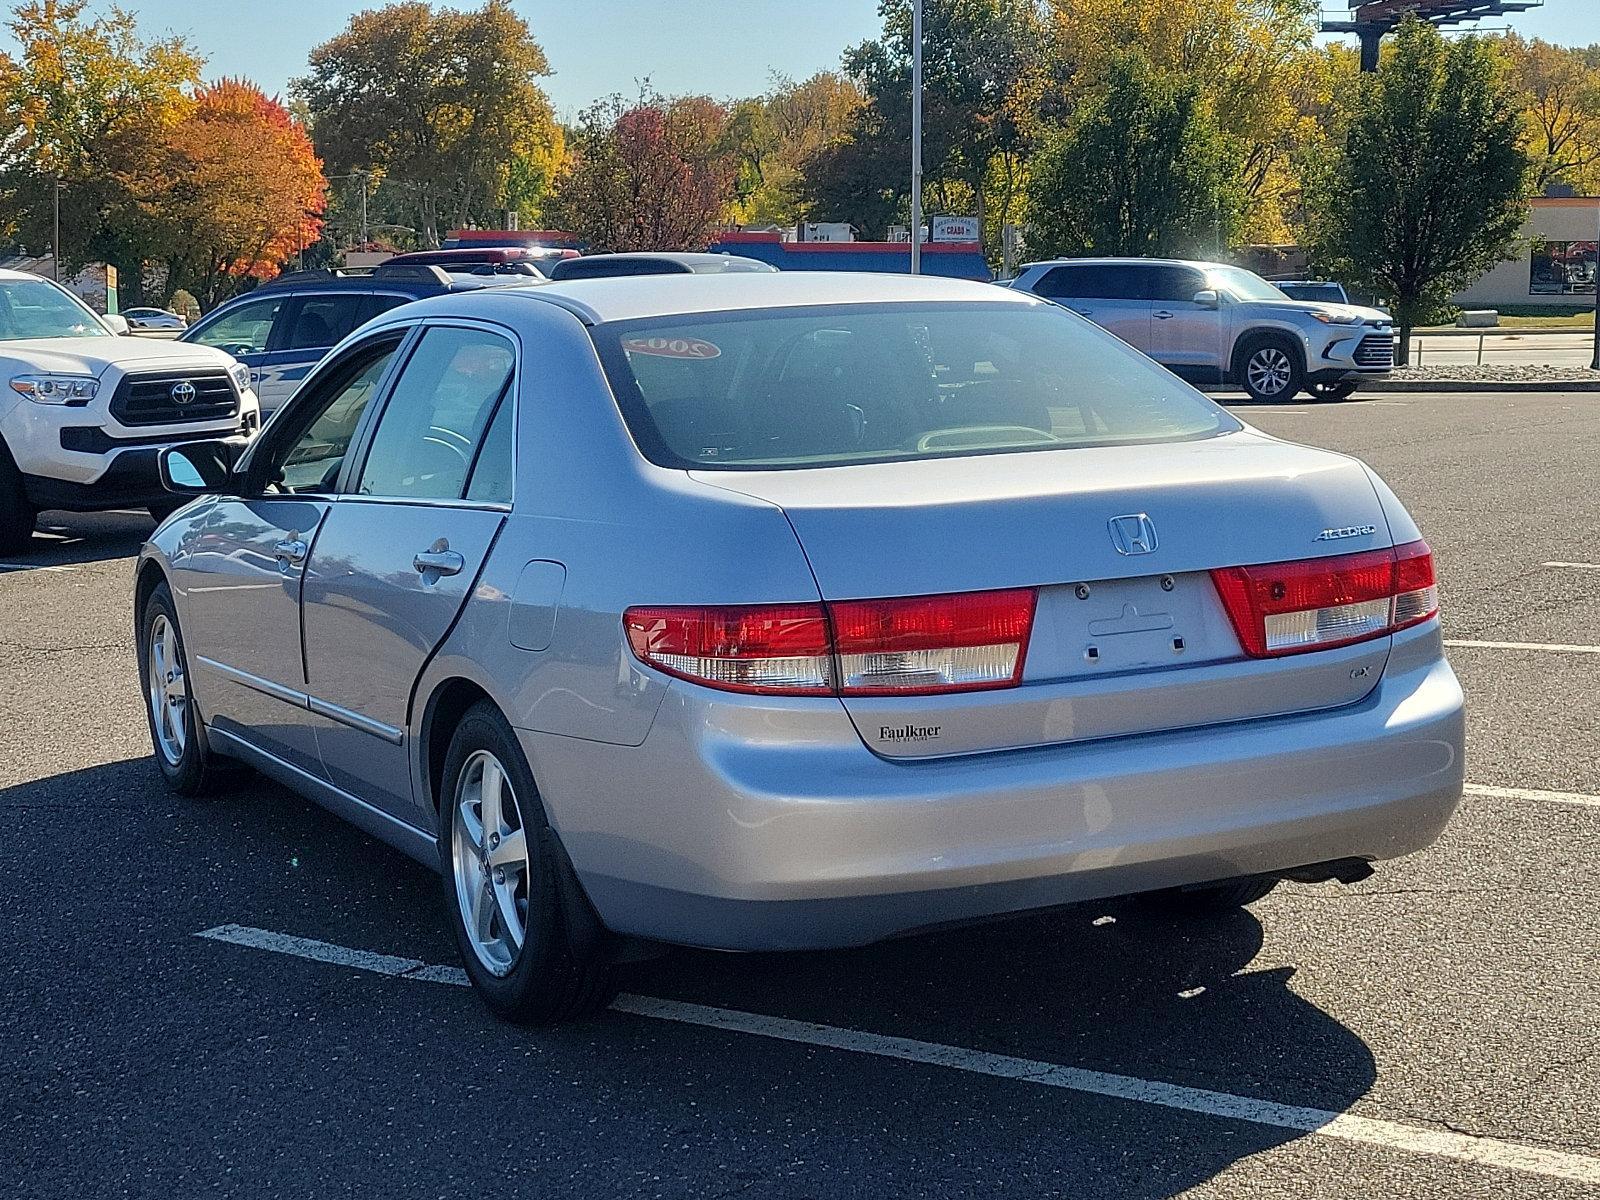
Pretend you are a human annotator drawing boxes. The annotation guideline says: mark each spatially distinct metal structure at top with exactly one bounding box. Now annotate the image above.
[1321,1,1546,70]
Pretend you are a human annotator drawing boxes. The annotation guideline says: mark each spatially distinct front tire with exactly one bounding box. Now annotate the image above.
[439,701,616,1024]
[1236,336,1305,404]
[138,580,229,796]
[0,443,38,555]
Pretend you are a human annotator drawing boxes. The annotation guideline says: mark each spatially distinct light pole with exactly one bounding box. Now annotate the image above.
[909,0,923,275]
[1591,194,1599,372]
[52,176,61,281]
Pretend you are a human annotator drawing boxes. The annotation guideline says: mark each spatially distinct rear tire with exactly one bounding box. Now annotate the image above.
[1307,380,1359,402]
[1235,335,1305,404]
[438,701,617,1024]
[1142,876,1279,917]
[138,580,231,796]
[0,442,38,555]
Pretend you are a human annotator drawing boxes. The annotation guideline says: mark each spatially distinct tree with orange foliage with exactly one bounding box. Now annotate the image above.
[155,80,327,308]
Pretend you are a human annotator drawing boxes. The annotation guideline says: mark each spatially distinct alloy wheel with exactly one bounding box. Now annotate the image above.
[451,750,531,977]
[1246,347,1293,398]
[147,613,189,765]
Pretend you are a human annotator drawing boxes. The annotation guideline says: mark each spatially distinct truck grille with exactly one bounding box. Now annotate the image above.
[1354,335,1394,369]
[109,368,237,426]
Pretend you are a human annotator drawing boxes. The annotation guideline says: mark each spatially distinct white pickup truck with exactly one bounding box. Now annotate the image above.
[0,269,260,553]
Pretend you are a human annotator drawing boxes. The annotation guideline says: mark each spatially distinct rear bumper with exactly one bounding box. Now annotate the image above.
[522,624,1464,951]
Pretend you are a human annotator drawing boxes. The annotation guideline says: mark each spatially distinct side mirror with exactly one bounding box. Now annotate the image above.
[160,439,240,495]
[1191,289,1220,310]
[103,313,131,335]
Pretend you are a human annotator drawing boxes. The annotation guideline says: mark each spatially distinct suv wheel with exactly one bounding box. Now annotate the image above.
[0,442,38,555]
[1237,337,1304,403]
[1307,380,1359,402]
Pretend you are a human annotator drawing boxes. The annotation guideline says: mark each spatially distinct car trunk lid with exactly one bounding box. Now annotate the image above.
[692,430,1396,758]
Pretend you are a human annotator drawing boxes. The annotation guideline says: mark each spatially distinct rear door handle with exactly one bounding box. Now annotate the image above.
[413,548,464,577]
[1071,307,1094,316]
[274,538,307,565]
[1154,310,1175,320]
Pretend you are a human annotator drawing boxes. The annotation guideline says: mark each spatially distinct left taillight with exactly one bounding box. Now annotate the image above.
[1210,539,1438,658]
[623,588,1037,697]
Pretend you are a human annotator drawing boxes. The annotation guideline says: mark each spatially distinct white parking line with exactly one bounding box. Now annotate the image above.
[1543,561,1600,571]
[1464,784,1600,811]
[196,924,1600,1185]
[1444,639,1600,654]
[0,562,75,573]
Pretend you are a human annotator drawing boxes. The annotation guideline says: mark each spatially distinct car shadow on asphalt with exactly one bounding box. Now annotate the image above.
[1,756,1379,1200]
[6,510,155,569]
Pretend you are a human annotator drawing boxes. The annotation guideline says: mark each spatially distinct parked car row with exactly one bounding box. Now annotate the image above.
[0,251,1389,556]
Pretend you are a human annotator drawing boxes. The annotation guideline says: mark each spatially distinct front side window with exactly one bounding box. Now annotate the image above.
[592,302,1239,471]
[265,344,398,493]
[355,326,515,501]
[1149,266,1208,303]
[190,296,283,355]
[0,279,110,340]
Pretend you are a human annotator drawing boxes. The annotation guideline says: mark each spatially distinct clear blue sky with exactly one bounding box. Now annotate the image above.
[8,1,1596,116]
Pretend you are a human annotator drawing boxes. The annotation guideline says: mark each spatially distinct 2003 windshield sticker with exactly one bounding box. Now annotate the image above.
[622,336,721,360]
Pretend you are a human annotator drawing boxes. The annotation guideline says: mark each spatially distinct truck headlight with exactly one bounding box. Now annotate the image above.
[228,362,252,393]
[9,373,99,403]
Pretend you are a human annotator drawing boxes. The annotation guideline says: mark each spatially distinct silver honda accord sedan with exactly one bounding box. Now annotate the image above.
[136,272,1465,1022]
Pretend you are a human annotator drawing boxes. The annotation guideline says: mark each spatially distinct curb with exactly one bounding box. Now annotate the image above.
[1199,379,1600,396]
[1363,379,1600,393]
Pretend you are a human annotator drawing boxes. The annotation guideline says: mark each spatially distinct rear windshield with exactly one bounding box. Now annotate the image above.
[591,301,1238,470]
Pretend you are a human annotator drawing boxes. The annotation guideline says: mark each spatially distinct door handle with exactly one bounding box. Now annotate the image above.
[274,538,307,565]
[413,548,464,577]
[1154,310,1175,320]
[1071,307,1094,316]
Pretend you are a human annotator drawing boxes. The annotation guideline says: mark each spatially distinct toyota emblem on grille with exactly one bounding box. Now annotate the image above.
[170,380,197,405]
[1108,513,1158,556]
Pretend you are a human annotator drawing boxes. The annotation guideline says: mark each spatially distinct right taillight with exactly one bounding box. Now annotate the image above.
[623,588,1037,697]
[1211,539,1438,658]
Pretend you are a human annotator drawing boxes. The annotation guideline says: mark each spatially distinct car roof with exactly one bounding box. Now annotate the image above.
[1019,257,1233,272]
[246,265,500,298]
[477,270,1037,325]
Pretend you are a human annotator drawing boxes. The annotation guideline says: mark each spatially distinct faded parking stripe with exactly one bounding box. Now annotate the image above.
[197,924,1600,1186]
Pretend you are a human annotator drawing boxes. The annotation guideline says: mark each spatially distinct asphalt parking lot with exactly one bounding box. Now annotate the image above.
[2,389,1596,1199]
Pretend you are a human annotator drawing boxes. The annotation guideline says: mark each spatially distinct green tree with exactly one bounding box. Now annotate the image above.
[1023,51,1244,259]
[804,0,1051,242]
[0,0,201,291]
[295,0,561,246]
[546,90,738,252]
[725,72,864,226]
[1305,19,1530,363]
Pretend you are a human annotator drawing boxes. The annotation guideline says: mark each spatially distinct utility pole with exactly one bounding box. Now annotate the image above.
[1591,193,1599,371]
[909,0,923,275]
[52,176,61,281]
[358,171,369,246]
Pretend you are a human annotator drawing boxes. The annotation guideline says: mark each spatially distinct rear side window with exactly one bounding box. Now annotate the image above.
[281,294,371,350]
[1035,264,1148,301]
[354,326,515,500]
[591,302,1238,471]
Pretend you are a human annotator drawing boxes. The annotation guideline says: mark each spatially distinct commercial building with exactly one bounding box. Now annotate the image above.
[1453,196,1598,313]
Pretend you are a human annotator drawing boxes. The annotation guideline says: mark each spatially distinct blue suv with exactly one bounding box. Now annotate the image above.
[180,264,516,418]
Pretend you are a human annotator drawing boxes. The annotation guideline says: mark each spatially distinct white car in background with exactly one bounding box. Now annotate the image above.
[0,269,259,552]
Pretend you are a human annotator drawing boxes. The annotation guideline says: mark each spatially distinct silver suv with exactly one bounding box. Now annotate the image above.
[1010,258,1394,402]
